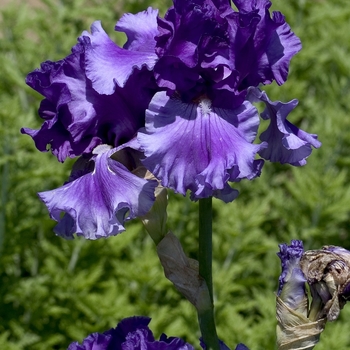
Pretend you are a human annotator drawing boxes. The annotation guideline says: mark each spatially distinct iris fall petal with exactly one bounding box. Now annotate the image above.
[138,91,266,202]
[39,145,157,239]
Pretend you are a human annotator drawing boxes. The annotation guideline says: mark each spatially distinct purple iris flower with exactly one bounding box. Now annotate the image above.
[277,240,306,310]
[67,316,195,350]
[22,0,320,238]
[22,9,159,239]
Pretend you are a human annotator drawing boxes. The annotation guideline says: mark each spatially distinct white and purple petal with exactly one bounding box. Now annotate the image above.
[248,88,321,166]
[81,20,158,95]
[138,92,266,202]
[39,145,157,240]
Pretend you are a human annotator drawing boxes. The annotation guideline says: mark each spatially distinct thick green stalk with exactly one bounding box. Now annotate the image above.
[197,197,220,350]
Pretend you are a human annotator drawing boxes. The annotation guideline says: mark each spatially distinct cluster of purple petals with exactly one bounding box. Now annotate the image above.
[67,316,195,350]
[277,240,306,310]
[68,316,249,350]
[154,0,302,108]
[22,0,321,239]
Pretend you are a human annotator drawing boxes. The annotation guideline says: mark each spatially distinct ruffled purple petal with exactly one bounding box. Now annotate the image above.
[81,20,157,95]
[277,240,306,309]
[39,145,157,239]
[116,7,159,52]
[22,41,155,162]
[154,0,237,105]
[231,0,302,88]
[67,316,195,350]
[138,91,266,202]
[248,88,321,165]
[154,0,301,106]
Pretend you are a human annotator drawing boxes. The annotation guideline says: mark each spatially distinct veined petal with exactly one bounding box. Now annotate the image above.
[116,7,159,52]
[39,145,157,240]
[138,92,266,202]
[248,88,321,166]
[81,20,158,94]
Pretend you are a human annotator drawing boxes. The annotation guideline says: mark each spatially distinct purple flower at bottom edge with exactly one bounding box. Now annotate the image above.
[67,316,195,350]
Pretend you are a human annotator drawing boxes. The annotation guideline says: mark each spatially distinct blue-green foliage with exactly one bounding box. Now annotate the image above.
[0,0,349,349]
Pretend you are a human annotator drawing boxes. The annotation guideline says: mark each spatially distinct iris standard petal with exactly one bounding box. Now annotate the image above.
[116,7,159,52]
[231,0,302,88]
[81,21,158,95]
[248,88,321,165]
[38,145,157,240]
[22,42,155,162]
[138,91,266,202]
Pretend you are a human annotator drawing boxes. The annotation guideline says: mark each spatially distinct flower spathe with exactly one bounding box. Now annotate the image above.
[67,316,195,350]
[39,144,157,239]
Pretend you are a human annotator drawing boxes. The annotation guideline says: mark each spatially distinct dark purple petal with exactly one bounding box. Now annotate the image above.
[81,20,157,95]
[154,0,238,105]
[277,240,306,309]
[116,7,159,52]
[22,41,155,162]
[248,88,321,165]
[231,0,302,88]
[138,92,266,202]
[39,145,157,239]
[67,316,195,350]
[154,0,301,106]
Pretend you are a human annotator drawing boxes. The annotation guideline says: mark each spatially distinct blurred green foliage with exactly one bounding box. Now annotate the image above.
[0,0,350,349]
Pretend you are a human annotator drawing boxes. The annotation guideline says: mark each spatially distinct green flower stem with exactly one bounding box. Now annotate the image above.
[198,197,220,350]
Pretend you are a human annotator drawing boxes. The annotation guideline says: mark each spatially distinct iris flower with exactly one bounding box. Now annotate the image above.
[68,316,248,350]
[67,316,195,350]
[22,0,320,239]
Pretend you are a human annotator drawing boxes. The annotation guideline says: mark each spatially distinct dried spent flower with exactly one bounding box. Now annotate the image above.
[300,245,350,322]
